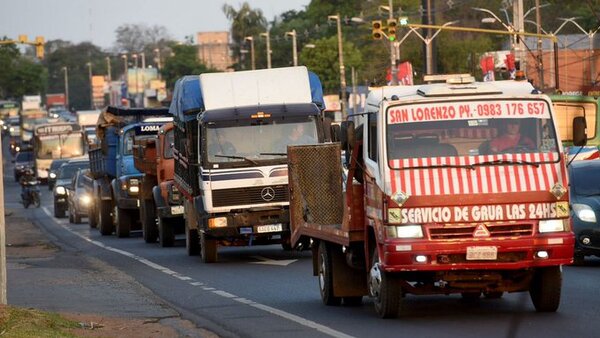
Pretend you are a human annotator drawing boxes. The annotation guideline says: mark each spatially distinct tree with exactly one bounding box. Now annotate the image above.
[114,23,172,54]
[299,35,362,93]
[0,42,46,99]
[222,2,268,70]
[161,43,214,89]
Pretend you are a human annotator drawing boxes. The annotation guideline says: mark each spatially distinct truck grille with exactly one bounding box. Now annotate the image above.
[429,223,533,240]
[212,185,289,207]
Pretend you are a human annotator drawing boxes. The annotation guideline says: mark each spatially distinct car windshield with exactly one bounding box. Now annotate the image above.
[571,164,600,196]
[205,116,318,164]
[386,99,560,169]
[58,163,89,179]
[77,171,89,187]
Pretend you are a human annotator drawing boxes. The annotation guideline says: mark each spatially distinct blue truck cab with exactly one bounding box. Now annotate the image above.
[88,106,171,237]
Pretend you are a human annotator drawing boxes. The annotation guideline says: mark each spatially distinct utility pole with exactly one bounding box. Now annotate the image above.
[106,56,112,82]
[388,0,398,85]
[513,0,526,73]
[535,0,544,88]
[286,30,298,66]
[245,36,255,70]
[62,66,69,109]
[329,14,347,119]
[0,135,5,305]
[423,0,435,75]
[86,62,93,109]
[260,31,272,69]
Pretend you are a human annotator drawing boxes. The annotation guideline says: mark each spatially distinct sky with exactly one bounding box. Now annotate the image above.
[0,0,311,49]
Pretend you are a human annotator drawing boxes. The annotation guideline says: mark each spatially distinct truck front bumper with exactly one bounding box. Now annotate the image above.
[203,208,290,239]
[381,233,575,272]
[117,196,139,210]
[157,205,184,219]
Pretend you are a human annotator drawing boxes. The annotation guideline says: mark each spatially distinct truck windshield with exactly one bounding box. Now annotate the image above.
[164,129,174,159]
[36,134,84,159]
[205,116,318,163]
[386,99,560,169]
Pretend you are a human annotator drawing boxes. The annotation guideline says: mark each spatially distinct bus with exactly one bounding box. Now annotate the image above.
[20,109,48,145]
[550,94,600,160]
[33,123,86,180]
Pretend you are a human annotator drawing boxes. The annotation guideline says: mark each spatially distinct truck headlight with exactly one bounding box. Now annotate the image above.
[538,219,566,233]
[49,172,56,179]
[386,225,423,238]
[55,186,66,195]
[572,203,596,223]
[168,184,181,204]
[128,185,139,194]
[9,127,14,132]
[208,217,227,228]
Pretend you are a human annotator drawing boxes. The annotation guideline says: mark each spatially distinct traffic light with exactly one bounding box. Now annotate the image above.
[18,35,28,43]
[387,19,397,41]
[35,36,44,59]
[372,20,383,40]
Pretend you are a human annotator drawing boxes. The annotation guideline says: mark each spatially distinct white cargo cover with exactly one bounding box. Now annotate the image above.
[199,66,312,110]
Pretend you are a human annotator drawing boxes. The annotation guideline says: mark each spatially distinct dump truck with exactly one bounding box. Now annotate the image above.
[288,75,581,318]
[170,66,326,262]
[88,106,171,237]
[133,122,183,247]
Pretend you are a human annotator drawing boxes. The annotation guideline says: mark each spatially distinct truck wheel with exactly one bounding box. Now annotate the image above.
[54,203,65,218]
[529,266,562,312]
[369,249,402,318]
[318,241,342,306]
[88,203,97,229]
[141,199,158,243]
[200,232,218,263]
[115,207,132,238]
[185,222,200,256]
[158,217,175,247]
[98,199,114,236]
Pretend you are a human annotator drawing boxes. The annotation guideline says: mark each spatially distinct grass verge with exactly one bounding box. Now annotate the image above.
[0,304,80,337]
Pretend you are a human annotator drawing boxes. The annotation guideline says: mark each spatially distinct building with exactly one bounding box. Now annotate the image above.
[196,32,233,71]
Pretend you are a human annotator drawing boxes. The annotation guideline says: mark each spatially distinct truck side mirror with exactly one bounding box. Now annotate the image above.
[340,121,354,150]
[572,116,587,147]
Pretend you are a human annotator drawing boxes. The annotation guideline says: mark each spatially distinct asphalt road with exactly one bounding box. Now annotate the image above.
[5,144,600,338]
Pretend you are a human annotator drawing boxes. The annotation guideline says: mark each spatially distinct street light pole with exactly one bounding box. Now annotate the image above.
[244,36,255,70]
[380,3,398,85]
[535,0,544,89]
[285,30,298,66]
[140,52,146,69]
[260,31,272,69]
[105,56,111,82]
[328,14,347,120]
[154,48,162,79]
[61,66,69,109]
[86,62,93,109]
[132,54,139,107]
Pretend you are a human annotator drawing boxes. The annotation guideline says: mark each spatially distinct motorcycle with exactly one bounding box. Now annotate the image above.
[21,180,41,208]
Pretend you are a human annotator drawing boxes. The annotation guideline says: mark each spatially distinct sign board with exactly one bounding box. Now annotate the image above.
[35,123,80,135]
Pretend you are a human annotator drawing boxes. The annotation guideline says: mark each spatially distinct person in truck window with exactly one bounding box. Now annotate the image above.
[209,132,236,157]
[489,119,535,153]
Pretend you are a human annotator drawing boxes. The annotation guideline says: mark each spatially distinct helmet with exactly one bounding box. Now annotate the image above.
[24,168,34,176]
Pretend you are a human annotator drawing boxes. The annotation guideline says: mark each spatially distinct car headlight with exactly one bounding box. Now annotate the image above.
[385,225,424,238]
[49,172,56,179]
[15,146,20,152]
[572,203,596,223]
[9,127,14,132]
[538,219,566,233]
[16,165,24,170]
[208,217,227,228]
[55,186,66,195]
[81,194,92,205]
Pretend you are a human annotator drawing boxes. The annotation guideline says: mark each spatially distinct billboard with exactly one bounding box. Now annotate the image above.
[127,68,158,95]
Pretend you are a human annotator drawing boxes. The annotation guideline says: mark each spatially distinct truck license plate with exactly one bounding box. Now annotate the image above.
[466,246,497,260]
[256,224,283,233]
[170,206,184,215]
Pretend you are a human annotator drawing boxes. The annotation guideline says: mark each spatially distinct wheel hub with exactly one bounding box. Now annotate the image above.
[369,262,382,298]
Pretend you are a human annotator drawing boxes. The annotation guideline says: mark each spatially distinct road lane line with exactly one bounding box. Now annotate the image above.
[40,207,354,338]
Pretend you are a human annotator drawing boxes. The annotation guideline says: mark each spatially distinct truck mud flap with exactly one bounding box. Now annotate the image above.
[288,144,344,245]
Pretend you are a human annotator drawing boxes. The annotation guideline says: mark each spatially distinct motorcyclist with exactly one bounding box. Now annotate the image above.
[19,168,37,202]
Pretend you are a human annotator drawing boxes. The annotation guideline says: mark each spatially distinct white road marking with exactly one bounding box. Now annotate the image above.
[41,207,353,338]
[250,255,298,266]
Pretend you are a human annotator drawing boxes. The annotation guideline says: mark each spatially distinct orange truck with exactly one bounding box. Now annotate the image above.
[133,122,184,247]
[288,75,585,318]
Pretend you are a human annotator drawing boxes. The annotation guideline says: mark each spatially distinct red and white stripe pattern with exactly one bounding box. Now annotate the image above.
[388,152,566,196]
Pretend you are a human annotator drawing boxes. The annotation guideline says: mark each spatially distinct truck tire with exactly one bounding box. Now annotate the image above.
[141,199,158,243]
[529,266,562,312]
[369,249,402,318]
[158,216,175,247]
[200,232,218,263]
[115,206,132,238]
[88,203,98,229]
[98,199,114,236]
[185,221,200,256]
[318,241,342,306]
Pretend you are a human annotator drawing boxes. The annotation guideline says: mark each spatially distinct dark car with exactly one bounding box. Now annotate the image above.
[569,160,600,265]
[47,158,69,190]
[67,169,93,224]
[13,151,34,181]
[53,159,89,218]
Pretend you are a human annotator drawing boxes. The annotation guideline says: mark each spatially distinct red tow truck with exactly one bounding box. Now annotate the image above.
[288,75,583,318]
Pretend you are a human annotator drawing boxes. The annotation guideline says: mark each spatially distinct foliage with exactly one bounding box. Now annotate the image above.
[0,305,79,337]
[0,42,47,100]
[161,43,215,89]
[299,35,362,93]
[222,2,268,70]
[114,23,172,54]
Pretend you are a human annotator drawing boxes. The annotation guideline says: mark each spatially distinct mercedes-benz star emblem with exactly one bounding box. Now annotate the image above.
[261,187,275,201]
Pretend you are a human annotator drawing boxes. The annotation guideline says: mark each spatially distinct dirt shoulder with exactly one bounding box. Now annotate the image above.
[4,208,217,338]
